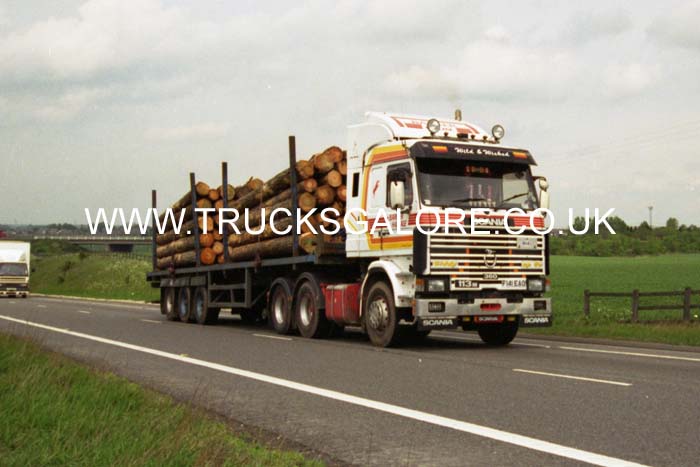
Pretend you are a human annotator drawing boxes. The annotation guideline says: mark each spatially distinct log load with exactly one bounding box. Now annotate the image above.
[154,145,348,269]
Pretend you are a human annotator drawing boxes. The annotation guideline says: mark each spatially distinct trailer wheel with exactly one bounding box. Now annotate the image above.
[177,287,193,323]
[477,322,518,346]
[294,281,331,339]
[364,281,400,347]
[269,284,294,334]
[193,286,218,325]
[162,288,178,321]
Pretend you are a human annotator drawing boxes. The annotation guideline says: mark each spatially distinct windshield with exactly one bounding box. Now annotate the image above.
[415,158,538,210]
[0,263,28,276]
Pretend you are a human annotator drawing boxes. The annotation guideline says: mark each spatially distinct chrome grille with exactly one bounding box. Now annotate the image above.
[428,231,545,290]
[0,277,28,284]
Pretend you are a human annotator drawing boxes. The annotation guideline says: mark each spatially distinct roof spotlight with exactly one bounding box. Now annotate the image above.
[427,118,441,135]
[492,124,505,141]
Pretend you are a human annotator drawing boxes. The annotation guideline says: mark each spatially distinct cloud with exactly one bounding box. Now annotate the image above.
[648,1,700,49]
[0,0,221,82]
[384,33,580,101]
[33,87,111,122]
[562,9,632,44]
[603,63,659,98]
[145,122,231,141]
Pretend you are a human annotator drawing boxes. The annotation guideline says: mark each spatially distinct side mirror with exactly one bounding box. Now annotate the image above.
[389,180,406,209]
[536,177,550,210]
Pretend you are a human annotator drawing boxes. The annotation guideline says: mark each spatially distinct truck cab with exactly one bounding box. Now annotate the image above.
[344,112,552,346]
[0,241,31,298]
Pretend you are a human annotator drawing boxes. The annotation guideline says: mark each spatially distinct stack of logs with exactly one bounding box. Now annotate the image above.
[155,146,348,269]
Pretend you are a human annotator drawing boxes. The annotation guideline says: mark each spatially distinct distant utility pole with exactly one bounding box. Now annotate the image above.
[648,206,653,228]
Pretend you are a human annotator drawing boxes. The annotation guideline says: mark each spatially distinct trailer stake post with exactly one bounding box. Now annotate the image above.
[151,189,157,271]
[222,161,230,263]
[289,135,299,260]
[190,172,201,267]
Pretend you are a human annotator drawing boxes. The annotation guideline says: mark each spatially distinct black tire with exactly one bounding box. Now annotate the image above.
[363,281,401,347]
[193,286,218,325]
[477,322,518,346]
[269,284,294,334]
[162,288,178,321]
[295,281,331,339]
[177,287,193,323]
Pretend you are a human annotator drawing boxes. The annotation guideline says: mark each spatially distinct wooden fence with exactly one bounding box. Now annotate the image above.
[583,288,700,322]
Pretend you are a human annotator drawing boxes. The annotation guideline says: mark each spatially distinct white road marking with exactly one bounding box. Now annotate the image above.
[253,333,292,341]
[140,319,161,324]
[9,301,16,304]
[0,314,647,467]
[77,310,91,314]
[559,346,700,363]
[35,297,155,312]
[36,304,47,308]
[513,369,632,387]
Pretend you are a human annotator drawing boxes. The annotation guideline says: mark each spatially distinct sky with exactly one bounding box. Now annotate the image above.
[1,0,699,227]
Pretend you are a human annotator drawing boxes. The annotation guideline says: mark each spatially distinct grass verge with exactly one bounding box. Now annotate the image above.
[31,252,158,302]
[0,333,323,466]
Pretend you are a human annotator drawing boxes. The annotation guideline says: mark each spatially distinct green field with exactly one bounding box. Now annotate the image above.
[540,255,700,345]
[0,334,323,466]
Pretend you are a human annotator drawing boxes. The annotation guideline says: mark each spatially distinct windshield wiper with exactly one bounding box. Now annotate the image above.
[495,191,531,210]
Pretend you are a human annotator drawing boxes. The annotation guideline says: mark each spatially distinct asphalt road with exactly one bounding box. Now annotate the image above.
[2,296,699,466]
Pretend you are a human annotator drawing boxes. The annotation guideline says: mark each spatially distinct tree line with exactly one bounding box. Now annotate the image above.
[551,216,700,256]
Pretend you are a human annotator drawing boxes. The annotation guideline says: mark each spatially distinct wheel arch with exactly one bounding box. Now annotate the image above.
[360,260,412,317]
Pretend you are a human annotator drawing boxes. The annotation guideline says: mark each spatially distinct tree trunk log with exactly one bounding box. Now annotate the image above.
[336,159,347,176]
[316,185,335,206]
[227,234,314,262]
[320,170,343,188]
[336,184,347,202]
[195,181,210,197]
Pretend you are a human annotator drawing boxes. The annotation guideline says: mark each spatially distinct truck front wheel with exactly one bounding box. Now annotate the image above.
[364,281,400,347]
[477,322,518,346]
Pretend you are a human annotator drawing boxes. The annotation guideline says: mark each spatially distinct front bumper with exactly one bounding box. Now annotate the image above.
[413,296,552,329]
[0,284,29,297]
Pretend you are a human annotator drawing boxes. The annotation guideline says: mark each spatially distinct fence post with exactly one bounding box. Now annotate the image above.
[631,289,639,323]
[683,287,691,322]
[583,290,590,317]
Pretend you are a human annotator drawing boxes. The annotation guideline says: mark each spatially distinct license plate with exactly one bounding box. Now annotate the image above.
[516,237,537,249]
[453,279,477,289]
[500,279,526,289]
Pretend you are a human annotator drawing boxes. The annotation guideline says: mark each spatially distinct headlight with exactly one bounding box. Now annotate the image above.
[427,278,447,292]
[492,124,505,140]
[427,118,441,135]
[527,278,544,292]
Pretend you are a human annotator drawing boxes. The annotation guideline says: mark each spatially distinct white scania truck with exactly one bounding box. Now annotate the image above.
[0,241,31,298]
[148,111,552,347]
